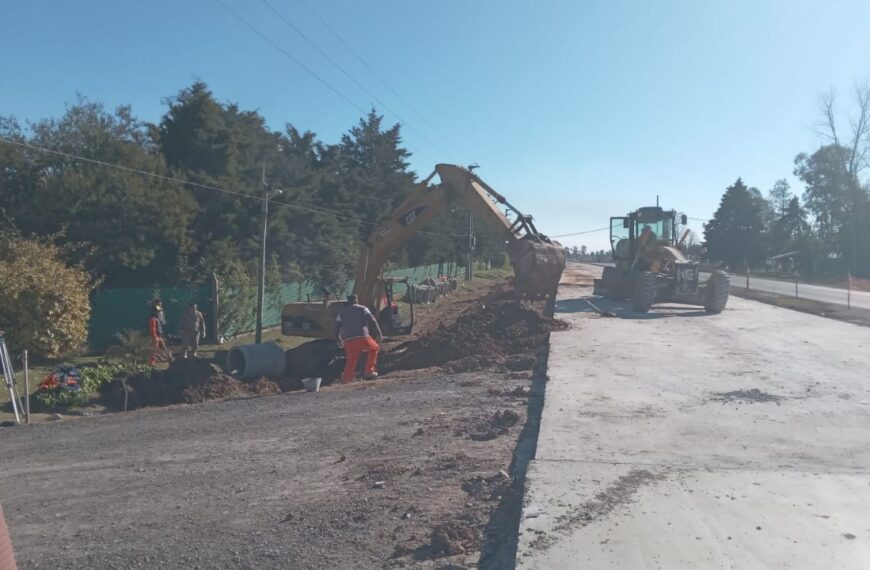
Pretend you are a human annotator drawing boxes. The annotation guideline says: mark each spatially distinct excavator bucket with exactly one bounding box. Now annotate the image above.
[507,238,566,297]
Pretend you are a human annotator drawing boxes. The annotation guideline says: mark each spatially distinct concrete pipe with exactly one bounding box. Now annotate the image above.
[227,342,285,379]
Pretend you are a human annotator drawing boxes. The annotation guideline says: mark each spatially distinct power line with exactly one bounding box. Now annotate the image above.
[293,0,457,154]
[553,218,710,240]
[212,0,436,163]
[0,137,469,237]
[259,0,448,158]
[551,227,610,238]
[212,0,366,116]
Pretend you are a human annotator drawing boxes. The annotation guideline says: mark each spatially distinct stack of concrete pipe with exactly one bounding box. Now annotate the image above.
[407,277,459,305]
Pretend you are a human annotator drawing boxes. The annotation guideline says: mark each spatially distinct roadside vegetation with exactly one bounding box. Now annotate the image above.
[0,267,508,420]
[704,83,870,279]
[0,82,508,358]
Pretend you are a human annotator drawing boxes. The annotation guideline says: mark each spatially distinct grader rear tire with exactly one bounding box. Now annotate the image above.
[704,270,730,314]
[631,271,657,313]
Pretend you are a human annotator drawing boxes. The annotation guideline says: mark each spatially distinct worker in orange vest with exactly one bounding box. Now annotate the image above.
[148,301,172,366]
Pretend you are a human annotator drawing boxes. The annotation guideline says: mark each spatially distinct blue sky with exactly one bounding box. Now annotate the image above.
[2,0,869,250]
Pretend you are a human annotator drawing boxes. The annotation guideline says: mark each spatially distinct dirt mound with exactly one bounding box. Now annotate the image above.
[250,377,282,396]
[454,409,522,442]
[462,471,512,503]
[103,360,283,410]
[383,298,565,373]
[182,374,247,403]
[429,521,481,556]
[182,375,281,403]
[442,355,503,373]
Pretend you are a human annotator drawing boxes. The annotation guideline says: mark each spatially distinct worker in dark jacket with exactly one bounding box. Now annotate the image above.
[178,303,206,359]
[335,294,383,384]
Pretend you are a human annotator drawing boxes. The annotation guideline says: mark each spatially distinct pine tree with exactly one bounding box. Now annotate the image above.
[704,179,768,269]
[768,179,792,218]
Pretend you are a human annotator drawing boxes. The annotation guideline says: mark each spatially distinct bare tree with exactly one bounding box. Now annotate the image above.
[817,82,870,179]
[815,82,870,274]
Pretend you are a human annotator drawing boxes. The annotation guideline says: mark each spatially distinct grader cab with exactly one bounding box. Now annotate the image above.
[593,206,730,313]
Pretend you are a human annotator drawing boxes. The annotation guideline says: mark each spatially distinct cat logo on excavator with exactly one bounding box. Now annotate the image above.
[398,206,427,227]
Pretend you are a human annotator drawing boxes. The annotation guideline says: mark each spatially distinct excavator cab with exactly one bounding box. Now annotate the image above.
[281,277,415,339]
[374,277,415,336]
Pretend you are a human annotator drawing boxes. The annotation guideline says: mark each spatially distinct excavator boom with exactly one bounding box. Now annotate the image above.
[282,164,565,339]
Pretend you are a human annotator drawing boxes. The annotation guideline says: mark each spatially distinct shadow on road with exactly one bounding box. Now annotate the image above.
[478,300,554,569]
[555,296,708,319]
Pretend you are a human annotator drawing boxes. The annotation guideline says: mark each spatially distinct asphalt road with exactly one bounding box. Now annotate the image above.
[590,260,870,309]
[517,263,870,569]
[743,274,870,310]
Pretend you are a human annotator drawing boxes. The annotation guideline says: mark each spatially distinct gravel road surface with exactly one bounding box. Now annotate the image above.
[0,273,556,570]
[517,263,870,569]
[1,369,540,569]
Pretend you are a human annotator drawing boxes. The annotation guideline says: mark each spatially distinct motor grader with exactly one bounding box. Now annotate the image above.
[279,164,566,378]
[593,206,730,313]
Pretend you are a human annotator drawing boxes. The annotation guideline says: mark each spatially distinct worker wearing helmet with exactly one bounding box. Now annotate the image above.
[148,300,172,366]
[335,294,383,383]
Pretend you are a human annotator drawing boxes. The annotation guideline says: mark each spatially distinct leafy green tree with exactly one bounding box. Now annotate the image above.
[794,144,857,252]
[840,195,870,276]
[0,237,96,357]
[2,100,198,286]
[338,110,417,232]
[770,196,810,257]
[1,83,480,300]
[779,197,810,241]
[704,179,768,269]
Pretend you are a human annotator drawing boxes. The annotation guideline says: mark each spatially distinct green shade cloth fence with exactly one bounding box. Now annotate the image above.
[87,262,461,351]
[88,286,211,351]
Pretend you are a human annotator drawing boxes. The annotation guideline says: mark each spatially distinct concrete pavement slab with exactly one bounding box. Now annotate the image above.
[517,264,870,569]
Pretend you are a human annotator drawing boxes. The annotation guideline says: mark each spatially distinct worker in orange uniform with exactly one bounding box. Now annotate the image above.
[148,302,172,366]
[0,503,17,569]
[335,294,383,384]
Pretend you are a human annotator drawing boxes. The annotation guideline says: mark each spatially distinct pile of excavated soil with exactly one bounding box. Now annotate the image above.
[103,359,282,410]
[452,409,522,442]
[182,375,281,404]
[382,296,566,373]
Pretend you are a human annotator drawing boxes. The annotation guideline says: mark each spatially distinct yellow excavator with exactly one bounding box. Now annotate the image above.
[280,164,565,346]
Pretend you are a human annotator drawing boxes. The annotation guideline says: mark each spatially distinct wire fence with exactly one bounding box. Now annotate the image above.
[735,270,870,310]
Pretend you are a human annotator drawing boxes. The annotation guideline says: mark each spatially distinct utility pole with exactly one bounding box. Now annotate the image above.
[465,211,474,281]
[255,162,282,344]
